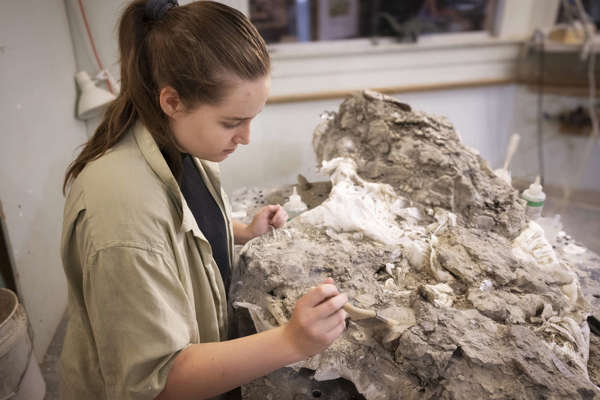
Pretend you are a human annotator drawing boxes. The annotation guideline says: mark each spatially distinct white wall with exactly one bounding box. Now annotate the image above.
[65,0,518,194]
[224,83,599,196]
[220,85,517,192]
[64,0,247,80]
[64,0,123,83]
[511,86,600,191]
[63,0,249,137]
[0,1,87,359]
[67,0,600,196]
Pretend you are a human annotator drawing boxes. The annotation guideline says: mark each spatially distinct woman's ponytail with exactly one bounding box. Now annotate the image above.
[64,0,270,193]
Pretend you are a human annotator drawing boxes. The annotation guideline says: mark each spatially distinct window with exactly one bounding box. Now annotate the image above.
[556,0,600,29]
[241,0,562,101]
[249,0,496,45]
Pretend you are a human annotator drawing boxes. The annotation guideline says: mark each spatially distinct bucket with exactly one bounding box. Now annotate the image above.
[0,288,45,400]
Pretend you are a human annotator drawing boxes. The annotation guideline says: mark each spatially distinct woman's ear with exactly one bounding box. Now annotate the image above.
[159,86,184,118]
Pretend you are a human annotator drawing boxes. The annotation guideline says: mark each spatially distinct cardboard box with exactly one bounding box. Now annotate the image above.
[317,0,359,40]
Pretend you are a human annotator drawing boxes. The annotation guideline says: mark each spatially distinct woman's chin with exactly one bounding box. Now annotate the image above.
[217,149,236,161]
[212,153,231,162]
[191,152,231,162]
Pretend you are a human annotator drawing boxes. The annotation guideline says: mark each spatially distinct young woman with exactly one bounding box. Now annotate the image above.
[60,1,348,399]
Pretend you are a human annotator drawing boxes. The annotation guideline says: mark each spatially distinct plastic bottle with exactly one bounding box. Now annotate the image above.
[283,186,308,219]
[522,176,546,220]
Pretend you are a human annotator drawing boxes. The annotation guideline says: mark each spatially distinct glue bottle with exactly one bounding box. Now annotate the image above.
[283,186,308,219]
[522,176,545,220]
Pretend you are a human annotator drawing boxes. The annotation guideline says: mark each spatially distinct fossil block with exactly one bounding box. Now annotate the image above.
[313,90,527,239]
[231,91,599,399]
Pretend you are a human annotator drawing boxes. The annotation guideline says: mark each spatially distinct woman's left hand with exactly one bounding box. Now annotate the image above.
[247,205,288,239]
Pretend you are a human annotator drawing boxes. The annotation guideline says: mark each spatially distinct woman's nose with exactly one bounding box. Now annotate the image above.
[234,126,250,145]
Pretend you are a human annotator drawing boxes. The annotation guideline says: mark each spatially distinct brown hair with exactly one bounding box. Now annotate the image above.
[63,0,270,193]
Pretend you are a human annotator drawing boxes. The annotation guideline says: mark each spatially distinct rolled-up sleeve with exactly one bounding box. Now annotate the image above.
[83,243,195,400]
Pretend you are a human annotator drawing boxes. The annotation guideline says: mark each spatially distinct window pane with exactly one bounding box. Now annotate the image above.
[249,0,494,44]
[556,0,600,29]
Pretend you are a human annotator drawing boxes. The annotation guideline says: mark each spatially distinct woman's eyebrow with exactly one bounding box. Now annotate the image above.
[222,116,252,121]
[222,107,265,121]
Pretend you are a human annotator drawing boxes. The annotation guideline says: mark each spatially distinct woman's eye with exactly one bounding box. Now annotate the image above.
[222,121,241,129]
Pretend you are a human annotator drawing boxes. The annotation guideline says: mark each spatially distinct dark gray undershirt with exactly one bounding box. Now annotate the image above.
[177,153,230,289]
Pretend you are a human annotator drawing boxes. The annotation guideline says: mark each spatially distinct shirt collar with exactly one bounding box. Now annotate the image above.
[133,121,205,237]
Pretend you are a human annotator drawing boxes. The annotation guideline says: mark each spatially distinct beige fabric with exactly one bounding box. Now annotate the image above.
[59,121,234,400]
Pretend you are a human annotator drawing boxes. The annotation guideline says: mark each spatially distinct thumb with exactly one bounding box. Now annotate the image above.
[267,204,281,214]
[266,205,281,223]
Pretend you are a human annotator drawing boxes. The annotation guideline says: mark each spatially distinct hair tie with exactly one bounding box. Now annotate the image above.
[145,0,179,20]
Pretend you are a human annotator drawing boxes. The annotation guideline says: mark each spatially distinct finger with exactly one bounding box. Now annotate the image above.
[266,204,280,217]
[318,308,348,332]
[303,284,339,307]
[270,208,287,228]
[307,277,334,290]
[256,205,274,217]
[314,293,348,318]
[325,316,347,343]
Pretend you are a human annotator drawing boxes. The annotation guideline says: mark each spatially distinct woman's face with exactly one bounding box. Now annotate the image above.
[168,75,270,162]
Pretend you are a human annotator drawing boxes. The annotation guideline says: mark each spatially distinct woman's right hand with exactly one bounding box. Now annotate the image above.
[283,278,348,359]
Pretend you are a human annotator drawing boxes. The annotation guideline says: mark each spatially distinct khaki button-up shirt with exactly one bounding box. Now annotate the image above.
[60,121,234,399]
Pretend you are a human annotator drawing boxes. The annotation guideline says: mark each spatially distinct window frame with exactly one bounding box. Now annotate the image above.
[229,0,561,102]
